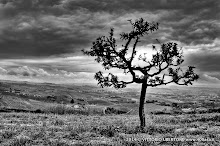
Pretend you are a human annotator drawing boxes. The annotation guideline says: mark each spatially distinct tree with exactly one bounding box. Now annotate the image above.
[82,18,199,129]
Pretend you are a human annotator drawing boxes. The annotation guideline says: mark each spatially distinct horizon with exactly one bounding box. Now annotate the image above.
[0,0,219,87]
[1,79,219,90]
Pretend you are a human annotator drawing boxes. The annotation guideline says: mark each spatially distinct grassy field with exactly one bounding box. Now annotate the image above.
[0,112,219,146]
[1,81,220,145]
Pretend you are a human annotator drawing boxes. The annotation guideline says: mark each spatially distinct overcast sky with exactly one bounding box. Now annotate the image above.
[0,0,219,87]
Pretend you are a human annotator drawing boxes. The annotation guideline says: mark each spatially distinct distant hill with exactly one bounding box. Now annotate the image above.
[0,80,219,115]
[0,80,140,114]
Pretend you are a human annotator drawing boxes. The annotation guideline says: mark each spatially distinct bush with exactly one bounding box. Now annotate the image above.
[10,135,31,146]
[151,111,171,115]
[87,106,104,115]
[35,109,42,113]
[1,130,17,139]
[43,104,131,116]
[92,125,116,137]
[47,139,70,146]
[104,107,128,115]
[43,104,88,115]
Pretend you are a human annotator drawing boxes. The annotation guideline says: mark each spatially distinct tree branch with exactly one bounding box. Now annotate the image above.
[147,66,199,87]
[106,37,137,80]
[130,36,139,62]
[148,62,169,77]
[94,71,135,89]
[83,18,198,89]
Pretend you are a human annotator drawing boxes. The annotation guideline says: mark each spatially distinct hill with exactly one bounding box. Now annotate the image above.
[0,80,220,115]
[0,80,220,145]
[0,80,140,114]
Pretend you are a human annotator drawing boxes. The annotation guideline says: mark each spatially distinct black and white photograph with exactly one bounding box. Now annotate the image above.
[0,0,219,145]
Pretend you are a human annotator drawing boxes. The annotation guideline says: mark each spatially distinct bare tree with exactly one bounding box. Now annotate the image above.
[83,18,199,129]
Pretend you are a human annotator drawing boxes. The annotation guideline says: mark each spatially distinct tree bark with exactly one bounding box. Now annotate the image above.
[139,77,147,129]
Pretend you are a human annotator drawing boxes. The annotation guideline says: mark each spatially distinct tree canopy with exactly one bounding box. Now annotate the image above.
[83,18,199,88]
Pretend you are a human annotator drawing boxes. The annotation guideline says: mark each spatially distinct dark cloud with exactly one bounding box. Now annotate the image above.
[0,0,219,85]
[162,13,220,45]
[7,70,18,76]
[0,0,97,58]
[0,24,90,58]
[63,0,219,13]
[0,0,219,59]
[0,0,64,18]
[185,49,220,72]
[22,71,30,76]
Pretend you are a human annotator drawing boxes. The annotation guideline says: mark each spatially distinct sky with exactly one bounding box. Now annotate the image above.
[0,0,219,87]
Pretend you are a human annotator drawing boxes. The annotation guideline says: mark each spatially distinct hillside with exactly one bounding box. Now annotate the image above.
[0,80,220,115]
[0,112,218,145]
[1,81,220,145]
[0,80,141,114]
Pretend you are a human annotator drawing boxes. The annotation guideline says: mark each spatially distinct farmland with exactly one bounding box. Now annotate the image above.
[0,80,220,145]
[0,80,220,115]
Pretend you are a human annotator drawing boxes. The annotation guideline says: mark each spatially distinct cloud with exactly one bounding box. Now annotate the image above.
[0,0,218,59]
[199,74,220,84]
[62,0,219,13]
[0,64,135,84]
[0,67,7,73]
[0,65,98,84]
[0,0,219,85]
[0,55,102,74]
[183,39,220,72]
[167,18,220,45]
[205,72,220,81]
[7,70,18,76]
[4,66,55,77]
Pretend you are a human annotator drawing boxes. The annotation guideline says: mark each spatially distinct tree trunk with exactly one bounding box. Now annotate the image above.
[139,78,147,130]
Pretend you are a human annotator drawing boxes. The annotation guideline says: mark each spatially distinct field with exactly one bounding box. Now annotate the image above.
[1,81,220,145]
[0,80,140,114]
[1,80,220,116]
[0,112,219,145]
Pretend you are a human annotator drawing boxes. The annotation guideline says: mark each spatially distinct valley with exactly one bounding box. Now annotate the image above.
[0,80,220,116]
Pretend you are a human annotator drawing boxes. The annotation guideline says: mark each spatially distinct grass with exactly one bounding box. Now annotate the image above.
[43,104,89,115]
[0,112,219,145]
[42,104,131,116]
[42,104,106,115]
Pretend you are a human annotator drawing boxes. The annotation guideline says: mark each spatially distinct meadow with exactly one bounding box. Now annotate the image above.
[1,81,220,145]
[0,112,219,146]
